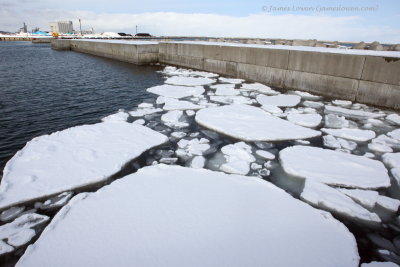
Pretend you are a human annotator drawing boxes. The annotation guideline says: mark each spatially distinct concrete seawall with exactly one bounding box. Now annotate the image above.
[51,39,400,109]
[52,39,159,65]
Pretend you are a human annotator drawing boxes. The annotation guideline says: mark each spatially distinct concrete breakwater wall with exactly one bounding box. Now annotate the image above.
[52,39,159,65]
[52,39,400,109]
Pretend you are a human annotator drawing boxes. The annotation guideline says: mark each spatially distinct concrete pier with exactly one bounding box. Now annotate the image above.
[52,39,158,65]
[32,38,53,43]
[0,36,33,41]
[51,39,400,109]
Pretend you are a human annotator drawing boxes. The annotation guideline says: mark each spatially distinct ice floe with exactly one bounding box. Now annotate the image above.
[386,114,400,126]
[338,189,379,210]
[388,129,400,141]
[0,206,25,222]
[220,142,256,175]
[260,104,283,114]
[288,90,322,101]
[301,180,381,224]
[323,135,357,151]
[217,77,243,84]
[147,84,205,99]
[17,165,359,267]
[129,107,163,117]
[162,97,203,111]
[34,192,73,211]
[368,142,393,153]
[176,138,211,160]
[101,110,129,123]
[240,83,279,95]
[286,114,322,128]
[210,95,253,105]
[215,86,240,96]
[161,110,189,128]
[256,94,301,107]
[195,105,321,142]
[332,100,353,108]
[325,105,385,120]
[303,100,324,109]
[361,262,399,267]
[382,153,400,169]
[256,150,275,160]
[0,213,49,249]
[165,76,215,86]
[0,122,167,210]
[324,114,350,129]
[321,128,376,142]
[0,240,14,256]
[376,196,400,213]
[279,146,391,189]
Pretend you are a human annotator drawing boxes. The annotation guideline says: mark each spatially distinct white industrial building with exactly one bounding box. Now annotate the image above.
[49,21,74,33]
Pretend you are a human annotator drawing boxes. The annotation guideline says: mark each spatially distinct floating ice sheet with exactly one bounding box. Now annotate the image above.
[325,105,385,120]
[240,83,279,95]
[220,142,256,175]
[321,128,376,142]
[257,94,301,107]
[195,104,320,142]
[101,110,129,123]
[287,114,322,128]
[0,213,49,248]
[163,97,203,111]
[165,76,215,86]
[279,146,390,189]
[0,123,168,210]
[300,180,381,225]
[18,165,359,267]
[147,84,205,99]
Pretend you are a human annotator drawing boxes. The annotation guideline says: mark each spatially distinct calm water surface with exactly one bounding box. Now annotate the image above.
[0,41,164,174]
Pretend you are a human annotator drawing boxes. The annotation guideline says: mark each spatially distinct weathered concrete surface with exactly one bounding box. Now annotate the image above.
[52,39,158,65]
[284,70,359,100]
[51,39,71,50]
[357,81,400,109]
[287,51,365,79]
[32,38,53,43]
[361,56,400,85]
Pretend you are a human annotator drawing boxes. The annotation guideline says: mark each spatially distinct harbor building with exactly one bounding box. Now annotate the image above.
[49,21,73,33]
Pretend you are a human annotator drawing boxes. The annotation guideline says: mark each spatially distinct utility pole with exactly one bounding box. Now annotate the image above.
[136,25,138,35]
[79,19,82,36]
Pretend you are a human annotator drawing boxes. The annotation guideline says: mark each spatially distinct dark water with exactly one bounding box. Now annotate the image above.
[0,41,164,174]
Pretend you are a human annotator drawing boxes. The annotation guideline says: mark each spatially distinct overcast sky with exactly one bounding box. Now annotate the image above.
[0,0,399,43]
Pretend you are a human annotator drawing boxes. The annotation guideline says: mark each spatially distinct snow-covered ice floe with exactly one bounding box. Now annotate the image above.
[325,105,385,120]
[321,128,376,142]
[300,180,381,225]
[195,104,320,141]
[101,110,129,123]
[165,76,215,86]
[240,83,279,95]
[286,114,322,128]
[219,142,256,175]
[279,146,391,189]
[0,122,168,210]
[256,94,301,107]
[162,97,203,111]
[17,165,359,267]
[147,84,205,99]
[0,213,49,251]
